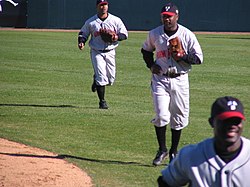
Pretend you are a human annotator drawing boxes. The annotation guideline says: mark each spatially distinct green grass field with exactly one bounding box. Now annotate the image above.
[0,29,250,186]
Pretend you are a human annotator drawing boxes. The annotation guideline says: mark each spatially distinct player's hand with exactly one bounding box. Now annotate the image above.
[172,51,185,62]
[78,43,84,50]
[150,64,162,75]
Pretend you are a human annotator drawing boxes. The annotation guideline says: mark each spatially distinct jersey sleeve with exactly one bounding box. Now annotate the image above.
[161,146,193,186]
[142,30,156,52]
[185,32,203,64]
[78,19,91,44]
[116,17,128,39]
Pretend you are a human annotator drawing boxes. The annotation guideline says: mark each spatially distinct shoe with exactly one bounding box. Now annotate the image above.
[169,151,178,163]
[91,79,97,92]
[152,150,168,166]
[99,100,108,109]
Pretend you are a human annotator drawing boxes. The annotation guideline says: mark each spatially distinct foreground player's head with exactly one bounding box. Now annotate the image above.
[209,96,245,124]
[209,96,245,148]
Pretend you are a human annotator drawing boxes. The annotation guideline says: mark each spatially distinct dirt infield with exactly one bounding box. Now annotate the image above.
[1,27,250,35]
[0,138,93,187]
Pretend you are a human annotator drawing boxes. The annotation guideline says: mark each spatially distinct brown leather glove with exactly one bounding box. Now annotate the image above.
[169,37,185,62]
[99,28,118,43]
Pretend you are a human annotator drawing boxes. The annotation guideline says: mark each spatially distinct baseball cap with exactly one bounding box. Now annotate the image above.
[96,0,108,6]
[210,96,245,121]
[161,3,179,16]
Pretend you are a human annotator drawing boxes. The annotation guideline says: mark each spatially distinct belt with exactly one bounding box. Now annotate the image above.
[98,49,112,53]
[163,72,186,78]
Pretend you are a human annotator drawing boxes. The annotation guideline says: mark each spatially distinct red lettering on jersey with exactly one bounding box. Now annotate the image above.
[156,50,167,58]
[94,31,100,37]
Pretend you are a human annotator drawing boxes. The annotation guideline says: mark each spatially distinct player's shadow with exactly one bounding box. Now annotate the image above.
[0,152,154,167]
[0,103,79,108]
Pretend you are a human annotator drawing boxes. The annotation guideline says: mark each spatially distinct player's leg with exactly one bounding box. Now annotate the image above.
[93,50,115,109]
[91,50,109,109]
[151,75,171,165]
[91,74,97,92]
[153,125,168,166]
[169,74,190,162]
[96,85,108,109]
[169,129,182,162]
[105,50,116,85]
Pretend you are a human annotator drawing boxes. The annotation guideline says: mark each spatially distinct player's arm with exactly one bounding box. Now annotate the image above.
[141,48,154,68]
[181,35,203,64]
[78,31,87,50]
[160,147,192,187]
[141,48,162,75]
[116,19,128,41]
[181,54,201,64]
[117,33,127,41]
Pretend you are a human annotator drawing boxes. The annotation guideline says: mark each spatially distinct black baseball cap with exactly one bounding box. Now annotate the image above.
[96,0,108,6]
[210,96,245,120]
[161,3,179,16]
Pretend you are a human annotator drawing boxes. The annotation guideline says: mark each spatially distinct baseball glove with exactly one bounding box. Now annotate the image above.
[169,37,185,62]
[99,28,118,43]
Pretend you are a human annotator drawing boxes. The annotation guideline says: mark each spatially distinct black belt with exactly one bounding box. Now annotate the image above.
[98,49,112,53]
[163,73,186,78]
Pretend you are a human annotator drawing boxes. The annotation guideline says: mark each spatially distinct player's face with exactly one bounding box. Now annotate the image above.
[213,117,243,148]
[97,3,108,15]
[161,14,178,31]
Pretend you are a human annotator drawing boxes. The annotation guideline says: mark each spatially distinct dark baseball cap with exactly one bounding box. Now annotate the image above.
[211,96,245,121]
[96,0,108,6]
[161,3,179,16]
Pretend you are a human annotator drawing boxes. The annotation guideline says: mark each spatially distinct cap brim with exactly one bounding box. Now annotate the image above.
[98,2,108,5]
[161,12,176,16]
[217,111,245,120]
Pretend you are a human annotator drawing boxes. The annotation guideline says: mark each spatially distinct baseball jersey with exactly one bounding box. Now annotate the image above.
[161,137,250,187]
[79,13,128,51]
[142,24,203,75]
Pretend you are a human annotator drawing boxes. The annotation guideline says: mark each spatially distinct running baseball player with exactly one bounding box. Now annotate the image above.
[78,0,128,109]
[141,3,203,165]
[158,96,250,187]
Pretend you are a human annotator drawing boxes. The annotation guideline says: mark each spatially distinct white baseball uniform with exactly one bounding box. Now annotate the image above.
[161,137,250,187]
[142,24,203,130]
[79,13,128,86]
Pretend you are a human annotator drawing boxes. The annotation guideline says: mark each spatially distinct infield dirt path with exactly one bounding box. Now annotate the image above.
[0,138,93,187]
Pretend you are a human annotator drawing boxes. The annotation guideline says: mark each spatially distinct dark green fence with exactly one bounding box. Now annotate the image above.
[1,0,250,32]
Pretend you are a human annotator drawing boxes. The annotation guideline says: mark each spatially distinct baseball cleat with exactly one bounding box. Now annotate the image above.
[99,100,108,109]
[169,151,178,163]
[153,150,168,166]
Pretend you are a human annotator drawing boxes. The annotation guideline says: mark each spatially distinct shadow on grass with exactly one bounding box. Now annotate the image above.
[0,152,154,168]
[0,103,79,108]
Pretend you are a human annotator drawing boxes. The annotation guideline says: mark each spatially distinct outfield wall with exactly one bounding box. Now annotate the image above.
[0,0,250,32]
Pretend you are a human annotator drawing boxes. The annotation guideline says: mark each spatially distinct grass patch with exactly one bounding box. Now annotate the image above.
[1,30,250,186]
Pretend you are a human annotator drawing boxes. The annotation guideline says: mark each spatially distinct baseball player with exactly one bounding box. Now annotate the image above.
[0,0,18,12]
[141,3,203,166]
[78,0,128,109]
[158,96,250,187]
